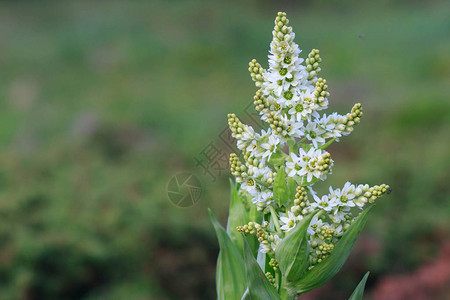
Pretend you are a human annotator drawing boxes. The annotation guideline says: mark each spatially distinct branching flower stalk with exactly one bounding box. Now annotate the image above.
[210,12,390,300]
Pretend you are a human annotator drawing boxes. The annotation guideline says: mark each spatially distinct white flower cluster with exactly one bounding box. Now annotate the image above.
[229,12,362,206]
[230,12,389,268]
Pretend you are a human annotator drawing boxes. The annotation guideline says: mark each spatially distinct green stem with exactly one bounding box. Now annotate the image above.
[278,280,293,300]
[295,137,307,147]
[288,143,294,153]
[316,210,324,218]
[269,205,282,236]
[319,137,336,149]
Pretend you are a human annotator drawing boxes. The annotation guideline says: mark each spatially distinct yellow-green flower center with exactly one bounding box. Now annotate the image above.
[284,91,293,100]
[279,68,287,76]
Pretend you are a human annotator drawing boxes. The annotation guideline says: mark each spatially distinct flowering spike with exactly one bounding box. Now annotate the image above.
[214,12,390,298]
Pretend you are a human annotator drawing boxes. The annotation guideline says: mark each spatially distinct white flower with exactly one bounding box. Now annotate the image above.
[279,211,297,233]
[271,234,281,251]
[307,215,323,235]
[286,152,302,177]
[259,190,274,205]
[300,122,326,148]
[332,224,344,237]
[241,125,256,140]
[329,206,351,224]
[296,148,332,182]
[241,177,258,196]
[261,133,281,161]
[236,125,257,151]
[288,102,306,121]
[353,184,370,207]
[283,115,303,138]
[277,89,300,107]
[317,113,339,139]
[262,72,284,96]
[310,193,338,212]
[329,182,357,208]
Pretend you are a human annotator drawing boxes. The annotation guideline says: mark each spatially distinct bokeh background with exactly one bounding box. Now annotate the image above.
[0,0,449,299]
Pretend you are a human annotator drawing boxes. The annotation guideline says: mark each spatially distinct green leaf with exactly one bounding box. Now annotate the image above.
[216,254,222,295]
[288,207,373,296]
[269,151,288,166]
[293,175,321,186]
[249,204,262,225]
[287,177,296,202]
[209,210,247,300]
[243,237,281,300]
[348,272,370,300]
[227,179,249,254]
[275,212,317,282]
[241,288,251,300]
[273,166,288,205]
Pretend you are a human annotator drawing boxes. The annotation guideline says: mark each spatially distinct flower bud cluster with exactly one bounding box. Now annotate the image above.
[310,240,334,265]
[341,103,363,134]
[253,90,269,112]
[260,234,281,254]
[266,111,289,134]
[306,49,321,82]
[292,186,313,216]
[237,221,263,237]
[227,113,245,139]
[313,78,329,109]
[357,183,390,205]
[269,258,279,271]
[249,59,265,87]
[305,215,342,267]
[273,12,291,38]
[265,272,277,286]
[229,153,246,182]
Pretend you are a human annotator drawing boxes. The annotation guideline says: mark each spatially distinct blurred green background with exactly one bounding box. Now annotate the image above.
[0,0,449,299]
